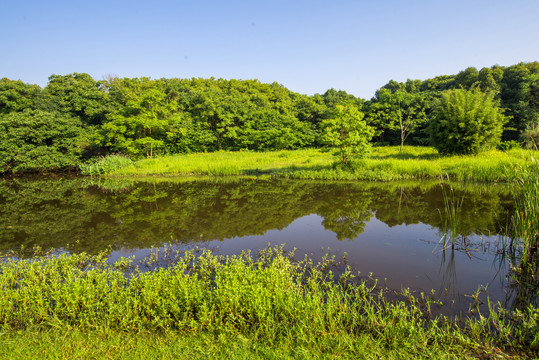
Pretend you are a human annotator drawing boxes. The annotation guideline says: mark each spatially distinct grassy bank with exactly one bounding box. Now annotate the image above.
[83,146,538,182]
[0,247,537,359]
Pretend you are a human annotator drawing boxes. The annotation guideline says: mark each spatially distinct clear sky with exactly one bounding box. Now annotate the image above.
[2,0,538,99]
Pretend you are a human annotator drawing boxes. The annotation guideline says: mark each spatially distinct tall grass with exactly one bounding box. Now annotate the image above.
[439,184,465,249]
[511,158,539,266]
[79,154,134,175]
[97,146,538,183]
[106,149,333,177]
[0,247,537,357]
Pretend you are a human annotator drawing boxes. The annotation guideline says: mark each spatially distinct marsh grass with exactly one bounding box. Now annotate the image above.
[79,154,134,175]
[511,160,539,266]
[0,246,537,358]
[507,158,539,311]
[438,184,466,250]
[100,146,538,183]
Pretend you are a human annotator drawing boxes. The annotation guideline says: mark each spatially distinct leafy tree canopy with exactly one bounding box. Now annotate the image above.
[321,104,374,165]
[0,109,88,173]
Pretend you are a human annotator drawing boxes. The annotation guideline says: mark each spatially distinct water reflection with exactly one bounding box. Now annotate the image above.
[0,176,523,311]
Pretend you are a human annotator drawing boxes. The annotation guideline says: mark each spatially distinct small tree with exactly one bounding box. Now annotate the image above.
[429,89,506,155]
[321,105,374,165]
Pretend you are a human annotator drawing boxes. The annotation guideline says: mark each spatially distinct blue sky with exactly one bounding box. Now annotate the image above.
[2,0,538,99]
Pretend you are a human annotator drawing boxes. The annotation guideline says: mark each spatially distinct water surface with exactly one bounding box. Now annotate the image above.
[0,176,522,313]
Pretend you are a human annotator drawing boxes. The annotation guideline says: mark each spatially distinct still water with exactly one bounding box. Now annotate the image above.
[0,176,522,313]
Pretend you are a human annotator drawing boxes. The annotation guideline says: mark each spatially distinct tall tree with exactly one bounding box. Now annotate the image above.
[321,104,374,165]
[365,87,428,149]
[42,73,108,125]
[0,110,87,173]
[0,78,41,114]
[94,78,180,158]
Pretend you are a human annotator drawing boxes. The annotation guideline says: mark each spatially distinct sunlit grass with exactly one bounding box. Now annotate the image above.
[110,149,334,176]
[102,146,538,183]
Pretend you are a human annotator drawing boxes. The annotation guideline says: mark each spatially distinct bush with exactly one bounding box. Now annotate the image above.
[429,89,506,155]
[320,104,374,165]
[498,140,521,151]
[79,154,134,175]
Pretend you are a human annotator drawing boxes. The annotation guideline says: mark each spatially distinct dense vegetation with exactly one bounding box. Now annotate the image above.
[1,61,538,173]
[0,247,537,359]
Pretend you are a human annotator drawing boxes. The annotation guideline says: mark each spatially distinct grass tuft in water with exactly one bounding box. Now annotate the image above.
[511,159,539,266]
[439,182,466,249]
[79,154,134,175]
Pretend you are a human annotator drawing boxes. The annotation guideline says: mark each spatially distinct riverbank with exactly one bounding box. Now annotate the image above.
[0,248,537,359]
[82,146,538,182]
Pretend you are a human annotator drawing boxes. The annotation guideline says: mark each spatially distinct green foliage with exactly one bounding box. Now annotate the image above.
[79,154,134,175]
[0,249,536,358]
[0,62,537,174]
[0,109,88,173]
[500,63,539,139]
[429,89,506,155]
[365,87,429,149]
[42,73,108,125]
[173,78,317,151]
[321,105,374,165]
[0,78,41,114]
[94,77,181,158]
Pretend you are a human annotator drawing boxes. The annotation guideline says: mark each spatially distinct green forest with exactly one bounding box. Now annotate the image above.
[1,62,538,174]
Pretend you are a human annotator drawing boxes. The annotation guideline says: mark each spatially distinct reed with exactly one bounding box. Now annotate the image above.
[439,184,465,249]
[511,158,539,266]
[79,154,134,175]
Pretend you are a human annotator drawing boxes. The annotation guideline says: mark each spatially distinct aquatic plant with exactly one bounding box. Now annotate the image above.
[79,154,134,175]
[439,183,465,249]
[497,155,539,313]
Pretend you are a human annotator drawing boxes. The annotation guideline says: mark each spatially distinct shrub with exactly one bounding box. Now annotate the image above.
[79,154,134,175]
[320,104,374,165]
[429,89,506,155]
[498,140,521,151]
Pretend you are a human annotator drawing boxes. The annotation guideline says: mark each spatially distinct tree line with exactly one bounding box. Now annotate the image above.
[0,61,537,173]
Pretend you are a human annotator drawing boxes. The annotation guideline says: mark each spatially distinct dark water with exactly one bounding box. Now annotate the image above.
[0,176,524,313]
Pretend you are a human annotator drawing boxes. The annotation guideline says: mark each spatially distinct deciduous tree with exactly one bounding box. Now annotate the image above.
[321,105,374,165]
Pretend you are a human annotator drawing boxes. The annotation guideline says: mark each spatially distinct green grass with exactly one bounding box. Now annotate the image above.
[511,158,539,266]
[0,247,537,359]
[79,154,134,175]
[100,146,538,183]
[106,149,334,177]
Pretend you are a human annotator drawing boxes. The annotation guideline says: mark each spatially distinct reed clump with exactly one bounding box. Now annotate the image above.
[79,154,134,175]
[439,184,465,249]
[0,247,537,358]
[511,157,539,267]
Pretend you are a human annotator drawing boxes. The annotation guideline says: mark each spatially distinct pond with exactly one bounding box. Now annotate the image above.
[0,176,528,314]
